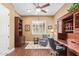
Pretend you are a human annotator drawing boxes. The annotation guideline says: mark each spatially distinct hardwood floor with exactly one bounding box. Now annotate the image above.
[7,47,53,56]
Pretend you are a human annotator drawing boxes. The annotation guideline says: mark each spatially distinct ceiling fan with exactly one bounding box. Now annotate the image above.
[33,3,50,13]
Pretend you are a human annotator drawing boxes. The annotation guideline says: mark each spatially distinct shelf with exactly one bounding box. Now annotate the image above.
[64,19,73,33]
[19,23,22,25]
[65,30,73,32]
[19,29,22,31]
[64,19,73,23]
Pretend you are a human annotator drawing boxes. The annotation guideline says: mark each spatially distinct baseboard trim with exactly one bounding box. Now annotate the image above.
[0,48,15,56]
[0,50,9,56]
[7,48,15,54]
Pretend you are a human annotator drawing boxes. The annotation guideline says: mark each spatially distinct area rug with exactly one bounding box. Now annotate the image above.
[25,41,51,49]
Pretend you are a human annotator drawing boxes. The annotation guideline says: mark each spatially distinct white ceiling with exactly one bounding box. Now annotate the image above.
[13,3,64,16]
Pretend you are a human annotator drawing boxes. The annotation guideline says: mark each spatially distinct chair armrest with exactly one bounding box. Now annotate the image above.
[55,42,63,46]
[56,45,65,50]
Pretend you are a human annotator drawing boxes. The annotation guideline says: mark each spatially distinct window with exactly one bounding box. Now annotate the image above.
[32,20,46,35]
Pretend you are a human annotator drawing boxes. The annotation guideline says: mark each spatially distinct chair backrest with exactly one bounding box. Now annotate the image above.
[49,38,56,50]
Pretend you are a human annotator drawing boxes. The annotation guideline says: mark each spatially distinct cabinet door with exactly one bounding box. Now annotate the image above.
[74,12,79,33]
[57,20,62,33]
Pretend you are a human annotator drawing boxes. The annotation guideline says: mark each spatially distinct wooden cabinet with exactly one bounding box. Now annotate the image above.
[15,17,25,47]
[74,12,79,33]
[57,20,63,33]
[57,9,79,56]
[58,9,79,34]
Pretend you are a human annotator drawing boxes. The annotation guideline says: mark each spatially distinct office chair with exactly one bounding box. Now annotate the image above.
[49,38,65,56]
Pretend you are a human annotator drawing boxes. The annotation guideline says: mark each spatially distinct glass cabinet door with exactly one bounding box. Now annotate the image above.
[74,12,79,33]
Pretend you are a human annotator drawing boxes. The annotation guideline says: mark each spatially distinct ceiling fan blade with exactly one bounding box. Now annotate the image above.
[41,10,47,13]
[33,3,37,6]
[40,3,50,8]
[33,3,40,8]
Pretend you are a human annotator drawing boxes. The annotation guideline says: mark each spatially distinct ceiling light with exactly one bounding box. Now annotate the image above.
[36,8,41,12]
[45,9,49,12]
[27,9,31,13]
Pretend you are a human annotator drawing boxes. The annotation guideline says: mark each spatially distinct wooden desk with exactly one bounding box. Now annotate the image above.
[55,39,79,56]
[55,40,67,47]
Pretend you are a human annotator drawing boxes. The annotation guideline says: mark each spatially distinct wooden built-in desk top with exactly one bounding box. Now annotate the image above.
[55,39,79,55]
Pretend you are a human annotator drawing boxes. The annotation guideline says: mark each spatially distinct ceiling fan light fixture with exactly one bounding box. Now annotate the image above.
[36,8,41,12]
[45,9,49,12]
[27,9,31,13]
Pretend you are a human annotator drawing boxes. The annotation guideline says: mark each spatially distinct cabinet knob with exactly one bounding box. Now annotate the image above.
[8,36,10,38]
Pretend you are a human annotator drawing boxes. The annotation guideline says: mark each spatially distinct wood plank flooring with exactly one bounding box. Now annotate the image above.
[7,47,53,56]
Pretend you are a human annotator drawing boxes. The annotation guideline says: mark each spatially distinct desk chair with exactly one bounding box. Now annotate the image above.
[49,38,65,56]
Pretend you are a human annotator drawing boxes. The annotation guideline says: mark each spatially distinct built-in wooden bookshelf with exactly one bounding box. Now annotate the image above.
[57,9,79,56]
[58,9,79,34]
[15,17,25,47]
[63,18,73,33]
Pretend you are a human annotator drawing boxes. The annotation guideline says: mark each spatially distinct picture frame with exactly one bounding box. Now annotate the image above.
[25,25,30,31]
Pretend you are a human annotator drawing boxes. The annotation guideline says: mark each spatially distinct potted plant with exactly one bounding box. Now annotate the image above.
[67,3,79,12]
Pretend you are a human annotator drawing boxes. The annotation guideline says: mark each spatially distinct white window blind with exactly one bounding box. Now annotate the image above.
[32,20,46,35]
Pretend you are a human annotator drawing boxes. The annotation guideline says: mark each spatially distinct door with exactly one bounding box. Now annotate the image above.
[74,12,79,33]
[0,4,10,55]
